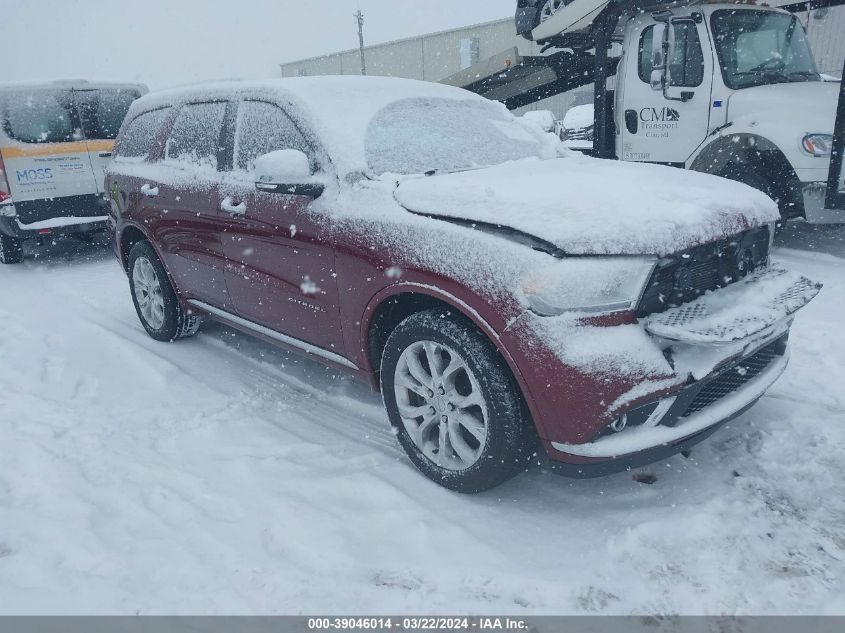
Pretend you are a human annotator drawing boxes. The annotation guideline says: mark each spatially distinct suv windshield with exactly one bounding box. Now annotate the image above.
[365,98,547,175]
[711,10,820,90]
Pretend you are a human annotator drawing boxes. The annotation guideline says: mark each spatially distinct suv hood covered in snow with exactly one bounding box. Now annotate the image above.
[394,156,779,256]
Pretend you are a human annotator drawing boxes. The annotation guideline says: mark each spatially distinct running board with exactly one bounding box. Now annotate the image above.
[187,300,359,371]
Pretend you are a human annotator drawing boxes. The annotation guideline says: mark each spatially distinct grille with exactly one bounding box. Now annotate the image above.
[681,337,784,418]
[637,226,771,317]
[563,125,594,142]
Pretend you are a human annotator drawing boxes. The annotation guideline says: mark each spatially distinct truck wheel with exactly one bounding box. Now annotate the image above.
[127,241,201,342]
[381,309,537,493]
[719,161,784,224]
[0,234,24,264]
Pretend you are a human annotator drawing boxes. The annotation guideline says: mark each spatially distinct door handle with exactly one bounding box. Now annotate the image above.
[140,183,159,197]
[220,196,247,216]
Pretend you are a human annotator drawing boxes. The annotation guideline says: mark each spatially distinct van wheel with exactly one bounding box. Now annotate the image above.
[381,309,536,493]
[128,241,201,342]
[0,234,24,264]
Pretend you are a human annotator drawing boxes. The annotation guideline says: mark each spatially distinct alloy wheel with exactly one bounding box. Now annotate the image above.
[132,256,166,330]
[540,0,567,22]
[393,340,489,471]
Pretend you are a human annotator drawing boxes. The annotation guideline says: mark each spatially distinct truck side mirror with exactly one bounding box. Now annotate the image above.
[650,23,668,91]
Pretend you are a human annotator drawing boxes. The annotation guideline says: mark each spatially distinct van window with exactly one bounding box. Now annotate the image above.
[639,23,705,87]
[76,89,142,140]
[234,101,314,171]
[2,90,76,144]
[166,102,227,169]
[115,108,172,159]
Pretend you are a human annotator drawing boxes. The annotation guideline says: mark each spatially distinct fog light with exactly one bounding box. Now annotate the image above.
[610,414,628,433]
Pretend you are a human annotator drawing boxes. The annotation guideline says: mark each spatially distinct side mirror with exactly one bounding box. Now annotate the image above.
[650,22,668,91]
[254,149,324,198]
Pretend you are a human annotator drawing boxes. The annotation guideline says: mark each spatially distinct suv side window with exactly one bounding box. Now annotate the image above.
[638,22,705,87]
[166,102,227,169]
[114,107,172,159]
[234,101,314,172]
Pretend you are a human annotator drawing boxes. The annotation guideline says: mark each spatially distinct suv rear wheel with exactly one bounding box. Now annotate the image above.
[381,309,536,493]
[0,234,24,264]
[128,241,201,342]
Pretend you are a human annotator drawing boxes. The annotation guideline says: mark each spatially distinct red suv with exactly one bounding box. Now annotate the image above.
[106,77,820,492]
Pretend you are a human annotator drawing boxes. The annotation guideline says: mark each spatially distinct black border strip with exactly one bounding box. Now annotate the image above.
[826,57,845,211]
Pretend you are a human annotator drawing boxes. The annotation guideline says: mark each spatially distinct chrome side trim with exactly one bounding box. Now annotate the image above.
[188,300,359,371]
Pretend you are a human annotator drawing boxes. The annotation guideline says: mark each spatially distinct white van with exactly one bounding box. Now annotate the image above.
[0,80,148,263]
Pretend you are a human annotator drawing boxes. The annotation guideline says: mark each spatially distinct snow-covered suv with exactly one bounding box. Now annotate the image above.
[106,77,820,492]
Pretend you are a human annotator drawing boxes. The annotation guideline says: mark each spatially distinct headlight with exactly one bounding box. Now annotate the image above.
[521,257,656,316]
[802,134,833,157]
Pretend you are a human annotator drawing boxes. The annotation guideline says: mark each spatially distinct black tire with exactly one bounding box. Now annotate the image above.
[719,160,785,226]
[75,231,97,243]
[381,309,537,493]
[0,233,24,264]
[127,240,201,342]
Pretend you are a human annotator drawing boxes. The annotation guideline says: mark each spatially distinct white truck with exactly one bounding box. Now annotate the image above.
[444,0,845,223]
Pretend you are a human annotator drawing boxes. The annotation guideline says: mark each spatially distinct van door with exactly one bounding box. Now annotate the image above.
[74,87,143,193]
[0,88,99,209]
[619,14,714,164]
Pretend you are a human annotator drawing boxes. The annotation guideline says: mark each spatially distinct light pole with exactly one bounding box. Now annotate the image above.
[355,9,367,75]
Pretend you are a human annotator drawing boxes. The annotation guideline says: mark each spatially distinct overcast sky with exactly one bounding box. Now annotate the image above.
[0,0,515,90]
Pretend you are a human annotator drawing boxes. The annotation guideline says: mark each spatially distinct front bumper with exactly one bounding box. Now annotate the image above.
[551,336,788,460]
[802,182,845,224]
[505,265,820,469]
[0,210,108,240]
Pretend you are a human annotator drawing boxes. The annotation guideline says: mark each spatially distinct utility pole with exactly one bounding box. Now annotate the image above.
[355,9,367,75]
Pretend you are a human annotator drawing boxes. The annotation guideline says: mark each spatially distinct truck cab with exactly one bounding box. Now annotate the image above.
[449,0,845,225]
[615,3,841,223]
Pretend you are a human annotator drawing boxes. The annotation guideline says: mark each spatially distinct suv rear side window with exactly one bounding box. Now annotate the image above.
[234,100,314,171]
[115,107,172,159]
[639,22,705,87]
[166,102,227,169]
[75,89,142,140]
[2,90,77,143]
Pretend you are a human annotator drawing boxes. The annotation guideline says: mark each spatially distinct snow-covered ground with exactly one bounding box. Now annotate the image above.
[0,225,844,615]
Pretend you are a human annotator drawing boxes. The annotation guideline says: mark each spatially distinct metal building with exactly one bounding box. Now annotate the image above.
[278,6,844,120]
[278,18,587,117]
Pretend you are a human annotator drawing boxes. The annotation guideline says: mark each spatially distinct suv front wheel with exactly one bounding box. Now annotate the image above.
[381,309,536,493]
[128,240,201,342]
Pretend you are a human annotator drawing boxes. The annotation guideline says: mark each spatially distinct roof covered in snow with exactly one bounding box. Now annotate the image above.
[127,76,487,177]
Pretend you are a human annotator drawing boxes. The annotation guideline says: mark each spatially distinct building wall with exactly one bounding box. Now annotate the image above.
[278,18,583,119]
[279,8,844,121]
[800,5,845,76]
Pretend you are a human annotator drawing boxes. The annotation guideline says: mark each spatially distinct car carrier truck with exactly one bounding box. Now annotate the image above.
[443,0,845,223]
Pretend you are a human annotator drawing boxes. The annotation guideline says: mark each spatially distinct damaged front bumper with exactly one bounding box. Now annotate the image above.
[531,265,821,468]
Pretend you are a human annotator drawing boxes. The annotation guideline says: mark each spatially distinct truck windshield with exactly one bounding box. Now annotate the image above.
[711,9,820,90]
